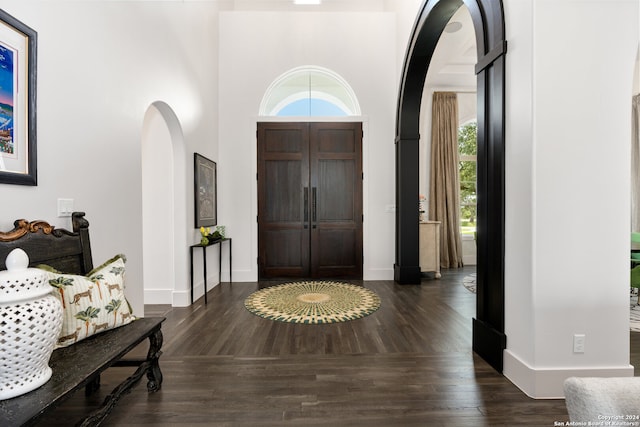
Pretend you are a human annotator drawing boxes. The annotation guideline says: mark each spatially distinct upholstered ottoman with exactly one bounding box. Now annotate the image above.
[564,377,640,422]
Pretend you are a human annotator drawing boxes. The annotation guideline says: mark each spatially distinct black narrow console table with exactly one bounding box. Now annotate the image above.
[189,238,232,304]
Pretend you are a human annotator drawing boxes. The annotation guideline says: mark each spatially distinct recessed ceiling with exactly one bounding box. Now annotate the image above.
[426,6,477,90]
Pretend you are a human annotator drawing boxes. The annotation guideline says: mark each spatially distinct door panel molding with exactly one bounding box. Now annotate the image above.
[258,122,363,279]
[258,123,310,278]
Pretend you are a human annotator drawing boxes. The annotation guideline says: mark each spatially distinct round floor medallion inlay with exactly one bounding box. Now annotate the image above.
[244,280,381,324]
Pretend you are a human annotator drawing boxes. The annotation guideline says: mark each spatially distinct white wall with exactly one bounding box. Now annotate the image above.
[385,0,423,77]
[0,1,220,312]
[503,0,639,398]
[2,0,637,401]
[142,104,175,304]
[218,11,397,281]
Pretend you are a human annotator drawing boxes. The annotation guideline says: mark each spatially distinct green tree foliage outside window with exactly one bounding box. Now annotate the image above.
[458,122,477,234]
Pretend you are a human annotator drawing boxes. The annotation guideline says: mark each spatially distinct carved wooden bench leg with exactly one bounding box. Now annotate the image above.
[77,362,151,427]
[85,375,101,396]
[77,326,164,426]
[146,328,163,392]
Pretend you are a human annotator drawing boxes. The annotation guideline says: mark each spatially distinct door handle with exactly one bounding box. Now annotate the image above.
[312,187,317,229]
[304,187,309,229]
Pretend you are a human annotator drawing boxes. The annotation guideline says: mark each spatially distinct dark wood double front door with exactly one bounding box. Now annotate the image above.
[257,122,363,279]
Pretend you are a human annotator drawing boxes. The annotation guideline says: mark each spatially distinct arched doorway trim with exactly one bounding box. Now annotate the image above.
[142,101,189,307]
[395,0,507,372]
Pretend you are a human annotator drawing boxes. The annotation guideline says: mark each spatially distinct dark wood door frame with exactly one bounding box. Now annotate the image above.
[395,0,507,373]
[257,121,363,280]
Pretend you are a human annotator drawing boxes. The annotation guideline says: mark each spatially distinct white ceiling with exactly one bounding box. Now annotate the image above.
[427,5,477,90]
[79,0,477,89]
[224,0,388,11]
[124,0,475,89]
[227,0,477,89]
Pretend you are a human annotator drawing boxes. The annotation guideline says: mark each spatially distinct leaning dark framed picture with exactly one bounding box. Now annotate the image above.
[0,9,37,186]
[194,153,217,228]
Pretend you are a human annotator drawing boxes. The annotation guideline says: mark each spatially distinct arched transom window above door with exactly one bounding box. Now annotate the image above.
[259,66,361,117]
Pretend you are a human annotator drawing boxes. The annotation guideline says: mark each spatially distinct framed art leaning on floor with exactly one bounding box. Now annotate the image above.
[194,152,217,228]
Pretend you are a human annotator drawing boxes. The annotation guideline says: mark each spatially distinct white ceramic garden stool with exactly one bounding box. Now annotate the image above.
[0,248,63,400]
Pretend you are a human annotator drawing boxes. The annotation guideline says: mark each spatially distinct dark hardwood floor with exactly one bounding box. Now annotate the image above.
[36,267,638,426]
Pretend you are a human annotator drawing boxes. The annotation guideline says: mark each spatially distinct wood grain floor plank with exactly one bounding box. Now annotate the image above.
[31,267,639,426]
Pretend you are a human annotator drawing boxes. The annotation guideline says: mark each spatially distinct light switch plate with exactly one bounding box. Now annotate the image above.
[573,334,585,354]
[57,198,74,217]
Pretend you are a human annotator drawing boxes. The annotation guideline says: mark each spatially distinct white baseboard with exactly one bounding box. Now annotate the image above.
[145,278,222,307]
[227,268,395,282]
[503,349,634,399]
[166,267,394,306]
[462,255,476,265]
[230,269,257,282]
[172,280,221,306]
[143,288,174,305]
[171,290,191,307]
[364,267,394,280]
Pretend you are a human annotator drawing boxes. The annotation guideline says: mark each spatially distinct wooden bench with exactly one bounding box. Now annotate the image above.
[0,212,165,426]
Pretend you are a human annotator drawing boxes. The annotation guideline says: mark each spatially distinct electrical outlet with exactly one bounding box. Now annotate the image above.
[573,334,585,353]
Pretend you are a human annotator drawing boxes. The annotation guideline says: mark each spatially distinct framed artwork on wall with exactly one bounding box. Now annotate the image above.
[0,9,37,186]
[194,153,217,228]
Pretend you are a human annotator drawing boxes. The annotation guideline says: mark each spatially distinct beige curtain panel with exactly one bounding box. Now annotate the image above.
[429,92,463,268]
[632,94,640,232]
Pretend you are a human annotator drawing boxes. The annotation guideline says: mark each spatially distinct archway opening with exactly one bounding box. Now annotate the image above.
[419,4,478,269]
[141,101,188,306]
[395,0,507,372]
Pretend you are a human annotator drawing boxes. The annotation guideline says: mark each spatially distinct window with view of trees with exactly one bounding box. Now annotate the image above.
[459,121,477,236]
